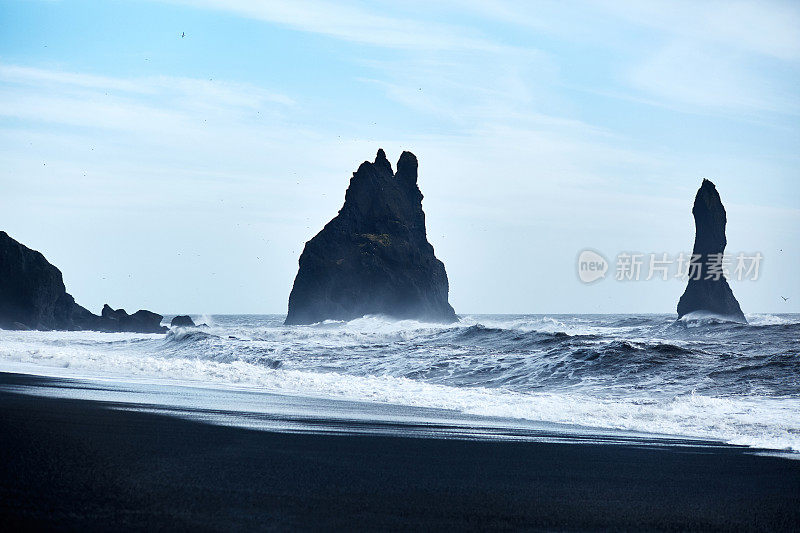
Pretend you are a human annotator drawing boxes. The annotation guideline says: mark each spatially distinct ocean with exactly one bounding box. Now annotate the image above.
[1,313,798,453]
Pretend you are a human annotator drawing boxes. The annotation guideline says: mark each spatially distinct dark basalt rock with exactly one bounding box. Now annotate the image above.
[102,304,128,322]
[121,309,166,333]
[170,315,196,327]
[0,230,167,333]
[0,231,80,331]
[677,179,746,323]
[286,149,457,325]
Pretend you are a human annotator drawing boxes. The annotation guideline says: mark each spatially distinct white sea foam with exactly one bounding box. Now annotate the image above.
[1,319,799,453]
[746,313,800,326]
[195,314,215,326]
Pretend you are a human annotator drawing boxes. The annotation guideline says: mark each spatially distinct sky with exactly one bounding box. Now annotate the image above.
[0,0,798,315]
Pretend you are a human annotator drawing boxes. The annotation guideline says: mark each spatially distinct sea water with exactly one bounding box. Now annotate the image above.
[0,313,798,452]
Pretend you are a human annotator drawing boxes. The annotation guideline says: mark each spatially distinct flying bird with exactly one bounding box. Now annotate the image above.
[781,296,789,302]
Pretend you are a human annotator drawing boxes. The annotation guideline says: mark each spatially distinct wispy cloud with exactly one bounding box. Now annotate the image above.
[602,1,800,114]
[0,64,150,93]
[156,0,800,117]
[452,0,800,60]
[0,62,307,199]
[627,41,798,114]
[428,0,800,115]
[593,0,800,61]
[165,0,506,52]
[0,64,294,111]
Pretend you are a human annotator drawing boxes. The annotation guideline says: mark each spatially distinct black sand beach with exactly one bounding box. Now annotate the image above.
[0,373,798,531]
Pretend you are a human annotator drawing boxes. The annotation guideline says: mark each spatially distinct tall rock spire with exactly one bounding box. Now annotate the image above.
[677,179,746,322]
[285,149,457,325]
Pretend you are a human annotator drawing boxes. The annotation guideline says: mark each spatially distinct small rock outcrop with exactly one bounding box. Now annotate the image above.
[170,315,196,327]
[285,149,457,325]
[0,230,166,332]
[677,179,746,323]
[98,304,166,333]
[121,310,165,333]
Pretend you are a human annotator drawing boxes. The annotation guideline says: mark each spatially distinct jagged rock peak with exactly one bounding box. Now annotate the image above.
[285,149,456,325]
[676,179,746,323]
[373,148,392,174]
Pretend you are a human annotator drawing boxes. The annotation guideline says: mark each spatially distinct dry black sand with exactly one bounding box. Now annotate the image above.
[1,372,798,531]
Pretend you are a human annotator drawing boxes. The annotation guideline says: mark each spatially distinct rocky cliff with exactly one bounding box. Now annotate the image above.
[677,179,746,323]
[0,231,166,332]
[285,149,457,325]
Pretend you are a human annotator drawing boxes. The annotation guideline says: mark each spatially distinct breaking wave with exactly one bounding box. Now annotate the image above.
[1,313,798,452]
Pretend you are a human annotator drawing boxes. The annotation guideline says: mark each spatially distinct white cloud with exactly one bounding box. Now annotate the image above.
[0,64,150,93]
[166,0,506,52]
[593,0,800,61]
[454,0,800,60]
[0,64,294,110]
[628,41,797,113]
[586,1,800,113]
[424,0,800,115]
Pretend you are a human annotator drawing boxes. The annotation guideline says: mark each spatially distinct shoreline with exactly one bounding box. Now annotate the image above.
[1,372,799,530]
[0,367,722,446]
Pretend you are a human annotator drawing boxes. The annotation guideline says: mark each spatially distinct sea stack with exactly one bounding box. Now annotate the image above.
[285,149,457,325]
[677,179,746,323]
[0,230,166,332]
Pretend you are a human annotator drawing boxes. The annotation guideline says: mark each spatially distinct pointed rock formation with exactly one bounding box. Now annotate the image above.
[285,149,457,325]
[677,179,746,323]
[0,230,166,332]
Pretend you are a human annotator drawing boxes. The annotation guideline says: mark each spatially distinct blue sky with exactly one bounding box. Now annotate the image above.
[1,0,798,314]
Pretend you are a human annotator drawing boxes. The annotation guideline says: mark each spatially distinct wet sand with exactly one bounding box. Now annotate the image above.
[0,372,798,531]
